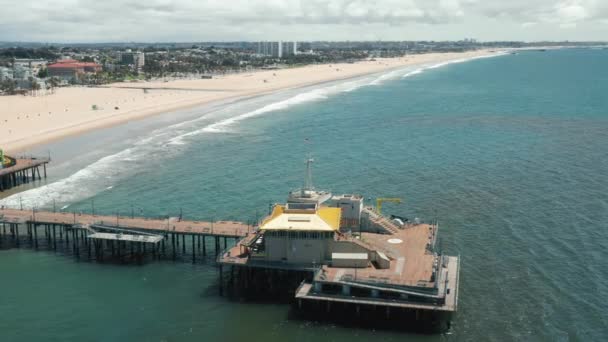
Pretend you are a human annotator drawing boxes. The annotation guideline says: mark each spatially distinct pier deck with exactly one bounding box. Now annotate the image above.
[321,223,437,287]
[0,208,250,238]
[0,157,50,191]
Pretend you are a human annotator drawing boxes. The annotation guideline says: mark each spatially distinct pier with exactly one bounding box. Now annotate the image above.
[0,156,50,192]
[210,157,460,332]
[0,158,459,332]
[0,207,250,263]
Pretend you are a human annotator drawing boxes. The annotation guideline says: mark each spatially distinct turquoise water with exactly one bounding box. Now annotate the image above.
[2,49,608,341]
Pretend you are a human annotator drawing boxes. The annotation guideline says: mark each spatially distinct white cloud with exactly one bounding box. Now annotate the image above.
[0,0,605,42]
[554,0,590,26]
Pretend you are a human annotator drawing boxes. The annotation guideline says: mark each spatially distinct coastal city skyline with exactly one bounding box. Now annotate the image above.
[1,0,607,42]
[6,39,595,99]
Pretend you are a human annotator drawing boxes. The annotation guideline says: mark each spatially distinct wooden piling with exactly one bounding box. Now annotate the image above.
[192,235,196,263]
[33,224,38,249]
[219,265,223,296]
[172,233,176,260]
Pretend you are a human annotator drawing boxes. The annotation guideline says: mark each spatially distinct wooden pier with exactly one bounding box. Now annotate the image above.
[0,156,50,192]
[0,207,251,263]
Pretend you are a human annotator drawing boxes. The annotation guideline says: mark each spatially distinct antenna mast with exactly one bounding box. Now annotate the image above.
[304,156,314,191]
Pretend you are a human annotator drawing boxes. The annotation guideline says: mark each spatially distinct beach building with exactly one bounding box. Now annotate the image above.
[11,65,35,89]
[13,59,47,79]
[0,67,13,81]
[12,65,32,80]
[254,202,342,264]
[47,60,102,81]
[13,59,47,68]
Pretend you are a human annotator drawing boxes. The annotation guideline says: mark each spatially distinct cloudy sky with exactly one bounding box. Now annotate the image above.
[0,0,606,42]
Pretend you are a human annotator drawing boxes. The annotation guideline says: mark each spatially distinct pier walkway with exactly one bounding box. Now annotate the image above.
[0,157,50,192]
[0,207,252,263]
[0,208,250,238]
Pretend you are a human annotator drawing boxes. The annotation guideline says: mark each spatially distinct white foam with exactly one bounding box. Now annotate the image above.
[403,69,423,78]
[168,68,419,145]
[368,69,404,86]
[0,147,139,209]
[337,77,374,92]
[402,52,508,79]
[168,84,345,144]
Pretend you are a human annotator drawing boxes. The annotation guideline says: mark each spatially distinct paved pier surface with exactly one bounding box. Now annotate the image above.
[325,223,438,287]
[0,157,49,177]
[0,208,250,238]
[0,157,50,192]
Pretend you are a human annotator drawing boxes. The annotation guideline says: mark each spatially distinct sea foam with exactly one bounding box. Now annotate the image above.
[402,52,508,79]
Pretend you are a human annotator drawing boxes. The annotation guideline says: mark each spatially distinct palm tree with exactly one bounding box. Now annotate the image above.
[34,79,40,96]
[48,77,60,94]
[28,77,35,96]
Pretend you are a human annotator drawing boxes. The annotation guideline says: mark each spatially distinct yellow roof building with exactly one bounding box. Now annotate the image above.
[260,204,341,232]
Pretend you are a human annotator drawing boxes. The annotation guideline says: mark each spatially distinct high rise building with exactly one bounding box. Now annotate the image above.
[119,50,145,70]
[257,41,297,58]
[281,42,297,57]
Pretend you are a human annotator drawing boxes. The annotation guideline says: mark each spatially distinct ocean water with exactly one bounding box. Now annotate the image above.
[1,49,607,341]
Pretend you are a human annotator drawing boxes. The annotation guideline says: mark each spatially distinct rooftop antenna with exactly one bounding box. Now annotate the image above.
[304,155,314,192]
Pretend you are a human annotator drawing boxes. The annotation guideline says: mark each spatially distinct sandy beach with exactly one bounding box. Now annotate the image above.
[0,50,498,153]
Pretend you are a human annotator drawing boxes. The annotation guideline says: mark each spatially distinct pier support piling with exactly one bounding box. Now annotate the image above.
[219,265,223,296]
[192,235,196,263]
[202,236,206,256]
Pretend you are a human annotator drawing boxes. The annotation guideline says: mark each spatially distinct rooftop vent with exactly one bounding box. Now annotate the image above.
[288,216,312,222]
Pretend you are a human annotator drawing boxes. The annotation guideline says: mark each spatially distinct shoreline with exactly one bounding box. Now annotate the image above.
[0,49,501,153]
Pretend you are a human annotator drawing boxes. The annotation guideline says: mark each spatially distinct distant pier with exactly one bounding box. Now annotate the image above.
[0,156,50,192]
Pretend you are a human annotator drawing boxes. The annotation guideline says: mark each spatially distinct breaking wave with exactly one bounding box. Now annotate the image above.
[167,69,406,144]
[402,52,508,79]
